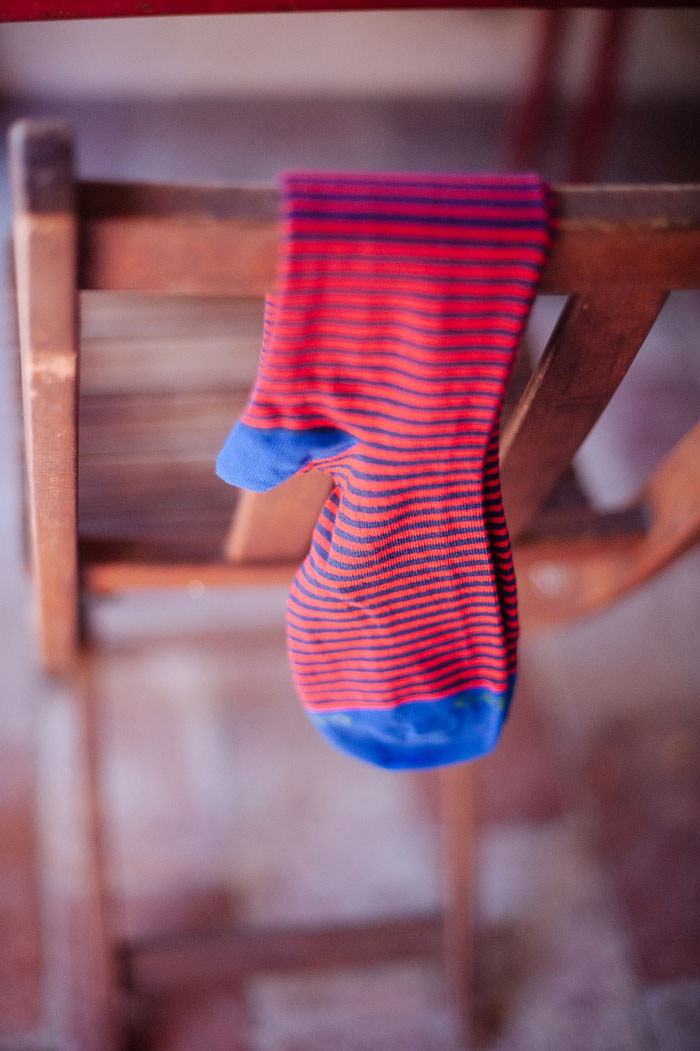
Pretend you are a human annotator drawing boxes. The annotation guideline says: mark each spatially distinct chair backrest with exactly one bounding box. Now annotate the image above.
[10,119,700,676]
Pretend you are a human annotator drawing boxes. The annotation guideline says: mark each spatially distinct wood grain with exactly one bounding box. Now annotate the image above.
[84,560,297,593]
[76,182,700,296]
[10,121,80,677]
[501,289,668,541]
[633,419,700,587]
[226,470,334,563]
[515,420,700,626]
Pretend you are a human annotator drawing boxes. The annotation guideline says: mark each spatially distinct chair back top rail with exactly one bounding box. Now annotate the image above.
[66,180,700,297]
[11,124,699,296]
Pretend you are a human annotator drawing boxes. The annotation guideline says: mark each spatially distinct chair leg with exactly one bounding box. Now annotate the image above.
[439,762,477,1049]
[47,646,124,1051]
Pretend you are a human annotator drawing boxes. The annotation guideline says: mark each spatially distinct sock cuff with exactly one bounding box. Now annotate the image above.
[236,171,554,446]
[278,169,553,276]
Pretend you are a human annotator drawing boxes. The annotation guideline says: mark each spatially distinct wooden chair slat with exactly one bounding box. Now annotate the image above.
[225,471,334,563]
[79,180,700,225]
[80,295,264,395]
[83,506,651,595]
[80,525,235,565]
[500,289,668,541]
[514,533,646,628]
[634,418,700,585]
[514,422,700,625]
[125,913,443,995]
[76,181,697,294]
[84,561,298,594]
[9,122,80,676]
[77,182,700,295]
[80,217,276,297]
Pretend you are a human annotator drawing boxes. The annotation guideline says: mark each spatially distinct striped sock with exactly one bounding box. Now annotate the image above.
[217,171,553,770]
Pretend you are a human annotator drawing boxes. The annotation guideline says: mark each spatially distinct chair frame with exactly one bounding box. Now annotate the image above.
[10,119,700,1050]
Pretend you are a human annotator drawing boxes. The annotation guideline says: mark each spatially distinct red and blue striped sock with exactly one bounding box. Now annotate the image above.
[217,172,553,770]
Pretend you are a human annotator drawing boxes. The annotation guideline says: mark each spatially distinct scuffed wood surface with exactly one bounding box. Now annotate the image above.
[501,289,668,540]
[77,182,700,296]
[10,122,80,676]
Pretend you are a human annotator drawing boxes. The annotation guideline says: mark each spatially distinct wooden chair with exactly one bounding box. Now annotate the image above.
[10,119,700,1050]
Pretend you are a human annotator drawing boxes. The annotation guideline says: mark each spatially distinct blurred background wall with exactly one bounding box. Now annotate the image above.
[0,9,698,101]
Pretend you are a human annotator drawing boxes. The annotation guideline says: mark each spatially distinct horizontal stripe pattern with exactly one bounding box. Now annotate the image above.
[230,171,552,766]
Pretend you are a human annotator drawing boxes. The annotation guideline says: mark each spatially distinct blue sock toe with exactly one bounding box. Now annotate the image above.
[217,422,356,492]
[306,679,515,770]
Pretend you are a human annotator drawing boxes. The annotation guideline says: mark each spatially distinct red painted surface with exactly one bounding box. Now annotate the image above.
[0,0,685,23]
